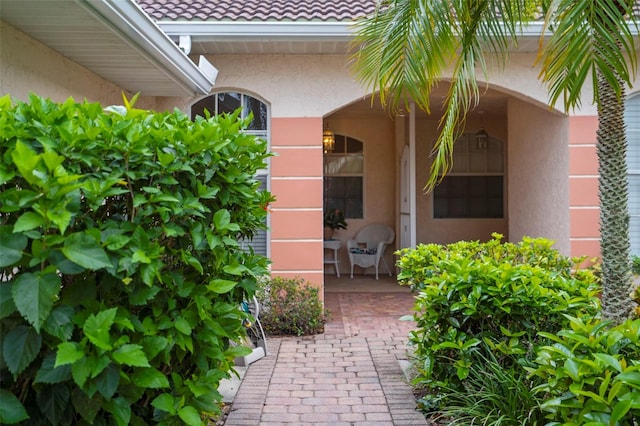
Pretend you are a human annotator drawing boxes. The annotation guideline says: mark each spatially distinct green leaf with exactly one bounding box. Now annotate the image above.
[104,234,130,250]
[0,283,17,320]
[141,336,168,361]
[112,344,150,367]
[131,250,151,264]
[106,396,131,426]
[71,388,101,423]
[2,325,42,377]
[207,279,237,294]
[35,352,72,384]
[616,371,640,386]
[71,356,92,387]
[0,389,29,424]
[83,307,117,350]
[13,211,45,232]
[610,398,632,424]
[90,354,110,378]
[62,231,112,270]
[178,406,202,426]
[151,393,176,414]
[43,305,75,341]
[55,342,84,367]
[96,363,119,400]
[174,317,192,335]
[12,271,61,332]
[36,383,70,426]
[564,358,581,382]
[11,140,40,186]
[129,285,161,305]
[594,353,622,373]
[131,367,170,388]
[0,229,27,267]
[223,262,248,276]
[213,209,231,229]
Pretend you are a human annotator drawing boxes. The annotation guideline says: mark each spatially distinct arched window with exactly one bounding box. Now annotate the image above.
[625,94,640,255]
[191,92,270,256]
[323,135,364,219]
[433,133,505,218]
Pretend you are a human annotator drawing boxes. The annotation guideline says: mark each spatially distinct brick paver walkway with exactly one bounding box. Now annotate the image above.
[225,283,428,425]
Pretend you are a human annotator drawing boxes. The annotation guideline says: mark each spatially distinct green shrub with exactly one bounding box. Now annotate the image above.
[257,277,328,336]
[0,94,273,425]
[397,234,600,399]
[633,255,640,275]
[528,316,640,425]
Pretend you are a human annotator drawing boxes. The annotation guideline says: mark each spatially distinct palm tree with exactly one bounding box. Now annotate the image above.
[352,0,637,322]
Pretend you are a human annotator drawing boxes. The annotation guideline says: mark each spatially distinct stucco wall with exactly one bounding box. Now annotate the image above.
[0,22,156,109]
[508,98,570,254]
[198,53,580,119]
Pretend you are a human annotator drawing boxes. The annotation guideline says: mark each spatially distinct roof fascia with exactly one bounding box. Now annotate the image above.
[157,20,639,47]
[157,21,355,42]
[77,0,216,95]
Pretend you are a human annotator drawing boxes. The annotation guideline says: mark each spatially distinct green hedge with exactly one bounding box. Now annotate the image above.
[0,94,273,425]
[397,234,600,395]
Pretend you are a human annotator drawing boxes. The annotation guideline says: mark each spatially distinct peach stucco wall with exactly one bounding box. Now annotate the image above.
[568,115,601,259]
[0,22,156,109]
[269,117,325,287]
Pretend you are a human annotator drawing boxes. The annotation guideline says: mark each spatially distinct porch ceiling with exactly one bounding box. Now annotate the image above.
[0,0,215,97]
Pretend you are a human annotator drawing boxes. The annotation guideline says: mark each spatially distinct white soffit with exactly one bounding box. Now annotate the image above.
[0,0,215,96]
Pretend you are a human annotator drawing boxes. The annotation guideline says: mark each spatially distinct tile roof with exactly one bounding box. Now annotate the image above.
[136,0,378,22]
[136,0,640,23]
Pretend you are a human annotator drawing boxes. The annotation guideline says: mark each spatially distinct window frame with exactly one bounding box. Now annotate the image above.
[323,134,365,220]
[433,132,506,219]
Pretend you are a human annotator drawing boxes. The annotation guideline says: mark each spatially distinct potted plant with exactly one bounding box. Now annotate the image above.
[323,208,347,240]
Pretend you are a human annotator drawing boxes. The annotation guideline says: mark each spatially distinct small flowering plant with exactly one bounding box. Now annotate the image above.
[323,208,348,230]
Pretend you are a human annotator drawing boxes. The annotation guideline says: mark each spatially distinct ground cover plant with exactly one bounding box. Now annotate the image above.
[0,94,273,425]
[397,234,603,422]
[256,277,328,336]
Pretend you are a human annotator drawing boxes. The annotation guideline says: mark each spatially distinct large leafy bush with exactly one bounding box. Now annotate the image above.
[397,235,600,399]
[0,94,273,424]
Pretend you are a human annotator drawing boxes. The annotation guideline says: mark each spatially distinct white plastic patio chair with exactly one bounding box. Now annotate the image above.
[346,223,395,280]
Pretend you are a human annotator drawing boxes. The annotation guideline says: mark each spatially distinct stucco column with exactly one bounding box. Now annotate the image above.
[269,117,325,291]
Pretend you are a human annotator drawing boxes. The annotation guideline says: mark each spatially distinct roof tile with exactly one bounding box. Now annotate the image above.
[136,0,378,22]
[137,0,640,23]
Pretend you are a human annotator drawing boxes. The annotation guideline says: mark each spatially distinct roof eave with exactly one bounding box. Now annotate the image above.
[80,0,216,95]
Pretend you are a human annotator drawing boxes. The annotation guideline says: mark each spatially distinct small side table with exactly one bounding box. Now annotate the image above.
[323,239,341,277]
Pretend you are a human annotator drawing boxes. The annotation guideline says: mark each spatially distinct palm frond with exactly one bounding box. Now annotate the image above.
[352,0,532,190]
[539,0,637,111]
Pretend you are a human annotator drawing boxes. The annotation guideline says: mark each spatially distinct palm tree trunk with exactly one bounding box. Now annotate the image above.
[596,70,633,322]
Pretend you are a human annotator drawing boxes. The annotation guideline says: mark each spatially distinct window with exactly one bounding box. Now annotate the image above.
[433,133,505,218]
[191,92,270,256]
[323,135,364,219]
[625,95,640,255]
